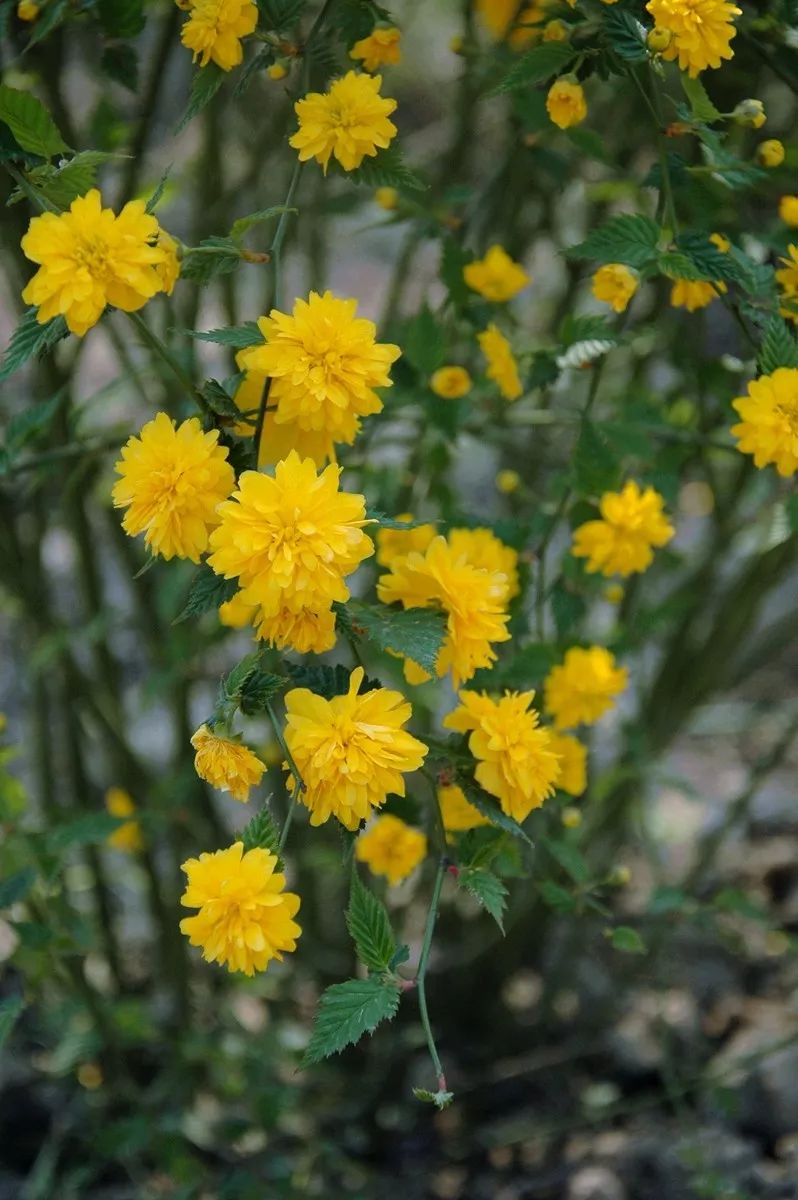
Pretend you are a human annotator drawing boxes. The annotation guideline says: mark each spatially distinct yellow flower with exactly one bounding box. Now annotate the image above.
[438,783,490,833]
[546,78,587,129]
[444,690,561,822]
[155,230,181,295]
[543,19,568,41]
[475,0,520,38]
[253,603,338,654]
[544,647,628,730]
[475,0,545,45]
[355,815,427,885]
[645,0,740,77]
[571,481,674,577]
[267,62,288,80]
[757,139,785,168]
[376,513,436,567]
[731,368,798,477]
[378,535,511,687]
[430,366,472,399]
[219,591,256,629]
[478,324,523,400]
[670,278,726,311]
[375,186,399,210]
[549,734,587,797]
[464,245,530,302]
[283,667,428,830]
[21,189,174,337]
[496,469,521,494]
[17,1,39,20]
[191,725,266,803]
[105,788,143,853]
[207,452,373,623]
[113,414,234,562]
[592,264,638,313]
[180,842,301,976]
[180,0,258,70]
[448,526,520,601]
[777,244,798,322]
[709,231,730,253]
[289,71,398,173]
[350,26,402,72]
[236,290,400,466]
[509,4,548,49]
[779,196,798,227]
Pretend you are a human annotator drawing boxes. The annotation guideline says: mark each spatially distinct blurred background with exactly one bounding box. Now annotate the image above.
[1,0,798,1196]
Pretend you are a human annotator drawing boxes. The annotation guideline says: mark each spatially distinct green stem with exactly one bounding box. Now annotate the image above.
[416,857,448,1093]
[278,796,298,852]
[266,699,305,796]
[126,310,196,402]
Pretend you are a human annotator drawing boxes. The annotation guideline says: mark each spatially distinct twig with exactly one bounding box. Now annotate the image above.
[416,857,449,1096]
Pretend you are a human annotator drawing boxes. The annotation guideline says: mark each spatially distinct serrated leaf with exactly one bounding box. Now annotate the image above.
[458,778,534,849]
[198,377,242,419]
[97,0,145,38]
[175,566,237,623]
[0,310,69,384]
[177,65,225,134]
[145,167,172,214]
[572,420,619,496]
[230,206,291,243]
[0,867,36,908]
[459,868,507,932]
[347,144,426,192]
[0,85,69,159]
[334,0,380,44]
[342,599,447,676]
[4,392,64,455]
[239,671,287,715]
[608,925,647,954]
[302,977,401,1065]
[541,834,589,883]
[182,236,242,285]
[21,151,114,209]
[285,661,382,699]
[366,511,436,531]
[102,44,139,92]
[680,73,721,123]
[347,873,397,974]
[403,305,446,376]
[566,214,661,269]
[493,42,574,94]
[0,996,25,1051]
[240,802,281,856]
[413,1086,455,1109]
[602,7,647,62]
[259,0,307,30]
[758,316,798,373]
[47,812,122,852]
[186,322,263,348]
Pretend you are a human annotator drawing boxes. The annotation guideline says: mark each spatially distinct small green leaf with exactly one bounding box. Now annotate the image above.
[608,925,647,954]
[0,310,69,384]
[4,392,64,455]
[0,85,70,158]
[347,144,426,192]
[0,996,25,1051]
[285,662,381,699]
[198,377,242,419]
[342,599,447,676]
[302,977,401,1065]
[366,511,437,531]
[239,671,287,715]
[177,65,225,134]
[413,1086,455,1109]
[347,873,397,974]
[758,315,798,374]
[458,779,534,849]
[680,73,721,124]
[174,566,237,623]
[573,420,620,496]
[602,7,647,62]
[230,206,292,243]
[0,867,36,908]
[260,0,307,30]
[493,42,574,94]
[541,834,589,884]
[459,868,507,932]
[566,214,661,269]
[47,813,122,852]
[403,305,446,376]
[538,879,575,911]
[186,322,263,349]
[97,0,145,38]
[181,236,242,285]
[240,802,281,857]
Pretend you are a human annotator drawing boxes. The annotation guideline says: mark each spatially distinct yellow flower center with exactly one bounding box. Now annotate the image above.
[74,234,112,279]
[775,396,798,436]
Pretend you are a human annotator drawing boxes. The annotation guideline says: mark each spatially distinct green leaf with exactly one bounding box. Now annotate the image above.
[182,236,242,285]
[680,73,721,123]
[493,42,574,94]
[413,1086,455,1110]
[608,925,647,954]
[541,834,589,883]
[366,511,437,531]
[458,778,534,849]
[24,0,69,47]
[186,322,263,349]
[347,144,426,192]
[285,662,381,699]
[440,237,471,308]
[346,873,397,974]
[302,977,401,1065]
[102,44,139,92]
[0,85,69,159]
[97,0,145,38]
[566,214,660,269]
[403,305,446,376]
[174,566,237,623]
[240,802,281,856]
[550,584,586,640]
[17,151,115,210]
[538,879,576,911]
[177,65,225,134]
[459,868,507,932]
[198,377,242,419]
[758,316,798,374]
[602,6,647,62]
[0,996,25,1051]
[145,167,172,214]
[0,867,36,908]
[0,310,69,384]
[4,392,64,455]
[785,493,798,535]
[259,0,307,30]
[230,206,291,243]
[47,812,122,852]
[341,599,447,676]
[572,420,620,496]
[239,671,287,715]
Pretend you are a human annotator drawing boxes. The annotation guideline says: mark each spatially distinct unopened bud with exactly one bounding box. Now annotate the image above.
[375,187,399,211]
[733,98,766,129]
[561,807,582,829]
[543,20,568,42]
[757,139,784,168]
[267,62,288,80]
[608,865,631,887]
[647,26,671,53]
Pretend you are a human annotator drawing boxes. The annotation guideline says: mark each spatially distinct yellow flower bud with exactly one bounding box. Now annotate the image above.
[17,0,39,20]
[267,62,288,81]
[757,139,785,169]
[77,1063,103,1090]
[561,806,582,829]
[733,99,766,129]
[608,865,631,887]
[430,365,472,399]
[779,195,798,228]
[543,20,568,42]
[375,186,399,211]
[496,469,521,494]
[449,34,464,54]
[603,584,624,604]
[647,26,671,52]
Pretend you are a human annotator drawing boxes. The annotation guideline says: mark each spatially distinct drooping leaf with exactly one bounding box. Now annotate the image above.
[680,73,721,124]
[0,311,69,384]
[346,873,397,974]
[541,834,589,884]
[458,867,507,932]
[458,778,534,849]
[284,661,382,699]
[174,566,237,622]
[302,977,401,1065]
[176,65,225,134]
[0,85,69,158]
[341,599,447,676]
[259,0,307,30]
[347,144,426,192]
[566,214,661,269]
[493,42,574,94]
[186,322,263,349]
[602,6,647,61]
[4,393,64,455]
[181,236,242,285]
[239,671,287,715]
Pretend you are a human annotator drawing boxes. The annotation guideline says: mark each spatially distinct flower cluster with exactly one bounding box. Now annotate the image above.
[645,0,741,77]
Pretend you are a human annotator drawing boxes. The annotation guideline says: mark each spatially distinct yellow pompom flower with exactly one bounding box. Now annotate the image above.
[571,481,674,578]
[448,526,520,601]
[180,843,301,976]
[378,536,511,687]
[17,1,39,20]
[444,690,561,822]
[496,469,521,494]
[478,324,523,401]
[207,452,373,622]
[283,667,428,830]
[254,603,338,655]
[670,278,726,311]
[549,734,587,797]
[645,0,740,77]
[155,230,181,295]
[180,0,258,71]
[113,414,234,562]
[544,647,628,730]
[546,78,587,129]
[438,783,490,833]
[376,514,436,567]
[289,71,398,173]
[757,139,785,168]
[236,290,400,466]
[191,725,266,803]
[592,264,638,313]
[355,815,427,885]
[779,196,798,228]
[21,189,174,337]
[464,244,530,302]
[730,368,798,477]
[430,366,472,399]
[105,788,143,853]
[350,26,402,72]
